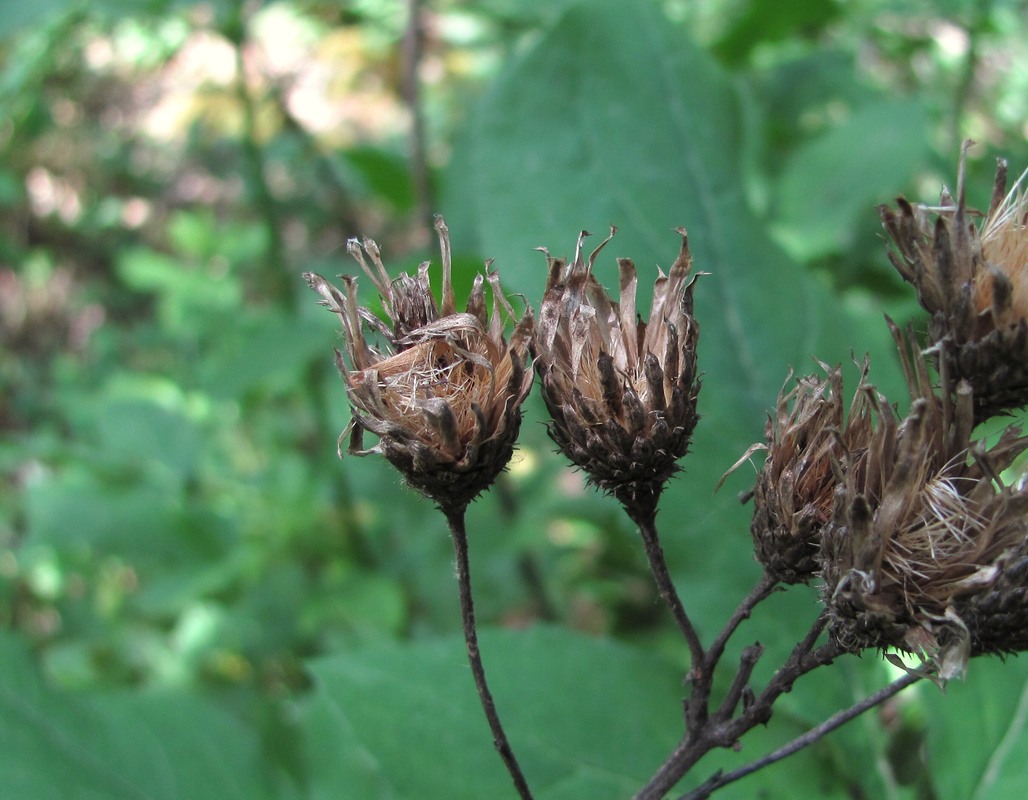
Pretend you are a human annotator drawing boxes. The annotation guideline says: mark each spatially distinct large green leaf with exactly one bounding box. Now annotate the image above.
[924,655,1028,800]
[449,0,859,390]
[0,0,71,41]
[22,470,238,614]
[443,0,900,641]
[298,625,920,799]
[771,98,929,260]
[712,0,842,65]
[0,633,268,800]
[298,626,684,799]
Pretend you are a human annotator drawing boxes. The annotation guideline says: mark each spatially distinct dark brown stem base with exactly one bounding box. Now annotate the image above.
[444,505,534,800]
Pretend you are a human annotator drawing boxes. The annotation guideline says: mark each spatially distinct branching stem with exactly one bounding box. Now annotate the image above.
[705,573,777,670]
[677,671,921,800]
[634,584,845,799]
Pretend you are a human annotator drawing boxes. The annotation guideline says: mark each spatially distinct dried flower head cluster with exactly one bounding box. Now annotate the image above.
[533,228,701,513]
[810,327,1028,676]
[732,297,1028,675]
[731,360,878,584]
[305,217,533,511]
[879,141,1028,420]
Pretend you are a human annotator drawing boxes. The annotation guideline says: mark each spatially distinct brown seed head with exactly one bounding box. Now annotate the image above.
[820,325,1028,677]
[878,140,1028,420]
[729,359,879,584]
[533,227,701,514]
[304,217,534,511]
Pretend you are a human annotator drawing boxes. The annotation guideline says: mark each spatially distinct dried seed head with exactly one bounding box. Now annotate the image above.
[820,326,1028,677]
[729,360,879,584]
[533,227,701,514]
[878,141,1028,420]
[305,217,534,512]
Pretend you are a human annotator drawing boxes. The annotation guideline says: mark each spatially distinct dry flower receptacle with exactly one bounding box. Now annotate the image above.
[820,326,1028,677]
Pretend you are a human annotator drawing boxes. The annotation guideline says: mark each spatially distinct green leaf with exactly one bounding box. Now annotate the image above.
[444,0,899,630]
[201,309,332,399]
[0,0,72,41]
[167,210,269,265]
[93,397,204,477]
[447,0,876,417]
[712,0,842,65]
[0,633,268,800]
[771,98,929,260]
[340,146,415,210]
[298,626,683,799]
[925,655,1028,800]
[23,471,237,613]
[116,246,243,331]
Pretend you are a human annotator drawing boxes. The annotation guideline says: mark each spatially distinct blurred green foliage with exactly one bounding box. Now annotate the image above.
[2,0,1027,797]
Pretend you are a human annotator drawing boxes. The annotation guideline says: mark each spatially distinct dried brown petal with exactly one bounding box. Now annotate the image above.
[727,359,881,584]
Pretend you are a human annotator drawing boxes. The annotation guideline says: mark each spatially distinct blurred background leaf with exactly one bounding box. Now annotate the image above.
[300,626,684,799]
[1,0,1026,797]
[0,633,272,799]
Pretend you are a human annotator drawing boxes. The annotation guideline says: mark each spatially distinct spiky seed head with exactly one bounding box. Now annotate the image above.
[305,216,534,512]
[731,360,879,584]
[820,325,1028,678]
[878,140,1028,421]
[533,227,701,515]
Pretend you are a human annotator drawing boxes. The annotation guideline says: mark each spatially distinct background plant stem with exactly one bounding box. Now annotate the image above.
[229,10,297,312]
[402,0,435,235]
[635,606,843,799]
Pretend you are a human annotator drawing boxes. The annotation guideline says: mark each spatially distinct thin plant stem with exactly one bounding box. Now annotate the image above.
[685,573,778,730]
[229,7,296,312]
[633,735,699,800]
[677,671,922,800]
[630,505,706,671]
[949,2,991,155]
[443,505,534,800]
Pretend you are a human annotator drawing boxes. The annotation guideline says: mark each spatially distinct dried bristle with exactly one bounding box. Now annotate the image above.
[882,473,995,613]
[353,330,508,456]
[308,215,534,512]
[976,166,1028,318]
[569,263,690,417]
